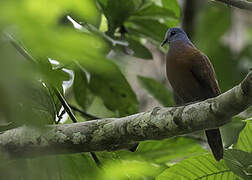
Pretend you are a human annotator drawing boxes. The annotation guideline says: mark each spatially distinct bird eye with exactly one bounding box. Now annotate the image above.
[170,31,176,37]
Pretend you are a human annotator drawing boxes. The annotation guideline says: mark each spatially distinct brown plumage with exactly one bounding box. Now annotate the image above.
[163,28,223,161]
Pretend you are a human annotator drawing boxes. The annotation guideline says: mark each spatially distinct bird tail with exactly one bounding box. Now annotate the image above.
[205,128,223,161]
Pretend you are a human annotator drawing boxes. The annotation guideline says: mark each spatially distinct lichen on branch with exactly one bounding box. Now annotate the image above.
[1,71,252,159]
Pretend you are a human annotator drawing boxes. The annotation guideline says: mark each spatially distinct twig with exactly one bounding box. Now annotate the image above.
[215,0,252,11]
[54,88,77,123]
[69,105,99,120]
[56,109,66,124]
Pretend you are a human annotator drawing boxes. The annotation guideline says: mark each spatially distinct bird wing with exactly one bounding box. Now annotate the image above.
[190,52,221,98]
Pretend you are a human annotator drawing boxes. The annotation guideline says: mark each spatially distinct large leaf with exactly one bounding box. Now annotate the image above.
[0,41,56,126]
[100,160,163,180]
[132,3,177,20]
[0,154,99,180]
[236,121,252,152]
[162,0,180,18]
[137,76,173,106]
[221,117,246,148]
[0,0,101,27]
[97,0,136,35]
[133,137,206,164]
[157,154,236,180]
[126,19,169,43]
[224,149,252,180]
[89,67,139,117]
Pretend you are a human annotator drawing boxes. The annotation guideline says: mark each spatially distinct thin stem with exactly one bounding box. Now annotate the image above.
[54,88,77,123]
[69,105,99,120]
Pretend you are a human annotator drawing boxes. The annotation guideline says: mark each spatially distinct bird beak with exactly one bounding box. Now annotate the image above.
[161,38,168,47]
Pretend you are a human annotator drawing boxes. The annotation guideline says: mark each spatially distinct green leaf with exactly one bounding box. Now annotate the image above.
[137,76,173,106]
[86,96,115,118]
[101,160,163,180]
[126,19,169,43]
[157,154,236,180]
[0,154,99,180]
[126,36,153,59]
[135,137,206,164]
[97,0,136,35]
[195,3,231,53]
[73,67,94,110]
[221,117,246,148]
[194,4,241,92]
[89,69,139,117]
[132,3,177,20]
[162,0,180,18]
[224,149,252,180]
[15,80,56,126]
[236,121,252,152]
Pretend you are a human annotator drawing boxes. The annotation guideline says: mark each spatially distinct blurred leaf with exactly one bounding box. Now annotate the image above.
[161,0,180,17]
[157,154,236,180]
[206,44,241,91]
[0,154,99,180]
[221,117,246,148]
[195,4,231,52]
[126,19,168,43]
[224,149,252,180]
[73,67,94,111]
[236,121,252,152]
[97,0,136,35]
[81,21,128,47]
[101,160,163,180]
[17,80,56,126]
[131,3,176,20]
[137,76,173,106]
[126,36,153,59]
[133,137,206,164]
[0,0,101,27]
[194,4,241,92]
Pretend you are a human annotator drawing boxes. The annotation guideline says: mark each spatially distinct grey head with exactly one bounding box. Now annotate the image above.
[161,27,193,46]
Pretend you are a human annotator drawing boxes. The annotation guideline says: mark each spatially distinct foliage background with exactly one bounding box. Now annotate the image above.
[0,0,252,179]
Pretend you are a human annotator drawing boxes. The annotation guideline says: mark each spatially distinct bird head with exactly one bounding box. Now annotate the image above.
[161,28,191,46]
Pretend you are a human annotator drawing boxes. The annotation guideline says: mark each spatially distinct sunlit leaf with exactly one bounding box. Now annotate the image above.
[162,0,180,17]
[236,121,252,152]
[157,154,236,180]
[134,137,206,164]
[101,160,163,180]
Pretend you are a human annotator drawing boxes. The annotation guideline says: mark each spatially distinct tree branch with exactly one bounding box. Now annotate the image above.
[1,71,252,159]
[215,0,252,11]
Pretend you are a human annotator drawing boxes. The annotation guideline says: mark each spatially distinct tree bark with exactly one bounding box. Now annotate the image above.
[215,0,252,11]
[1,71,252,159]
